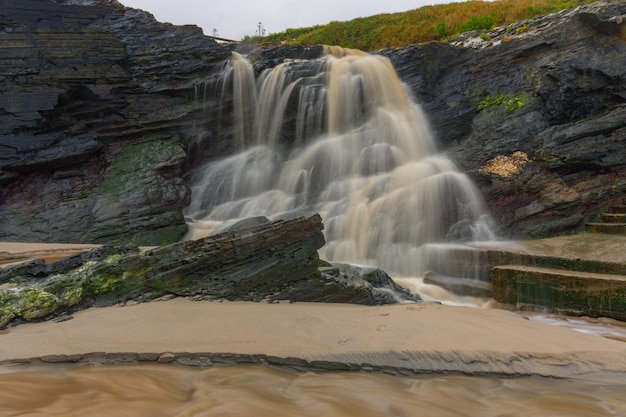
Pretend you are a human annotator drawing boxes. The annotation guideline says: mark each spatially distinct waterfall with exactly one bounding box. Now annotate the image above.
[186,47,496,278]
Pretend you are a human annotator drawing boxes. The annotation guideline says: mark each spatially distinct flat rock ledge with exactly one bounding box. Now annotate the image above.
[2,299,626,379]
[7,350,624,379]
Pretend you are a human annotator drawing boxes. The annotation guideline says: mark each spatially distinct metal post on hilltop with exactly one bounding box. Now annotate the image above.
[255,21,266,37]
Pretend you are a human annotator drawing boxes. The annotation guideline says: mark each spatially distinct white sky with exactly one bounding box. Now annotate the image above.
[118,1,458,41]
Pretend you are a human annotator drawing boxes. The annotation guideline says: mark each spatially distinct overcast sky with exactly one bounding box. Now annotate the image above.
[118,1,458,41]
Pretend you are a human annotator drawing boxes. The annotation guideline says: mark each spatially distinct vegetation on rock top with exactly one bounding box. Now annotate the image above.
[257,0,601,50]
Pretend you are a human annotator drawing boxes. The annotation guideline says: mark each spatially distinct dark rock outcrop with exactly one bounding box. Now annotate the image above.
[382,0,626,238]
[1,0,625,243]
[0,0,232,245]
[0,215,421,327]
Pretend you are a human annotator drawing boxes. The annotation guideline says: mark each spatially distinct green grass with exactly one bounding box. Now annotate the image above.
[259,0,601,50]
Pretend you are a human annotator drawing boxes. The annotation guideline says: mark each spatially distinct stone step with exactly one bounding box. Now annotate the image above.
[586,222,626,235]
[602,213,626,223]
[612,205,626,214]
[452,241,626,276]
[492,265,626,321]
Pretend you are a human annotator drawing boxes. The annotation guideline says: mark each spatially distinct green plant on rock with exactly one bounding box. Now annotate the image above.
[43,275,86,307]
[76,255,127,297]
[260,0,602,50]
[435,21,447,38]
[515,24,528,34]
[90,273,125,296]
[99,137,183,195]
[477,92,527,112]
[458,13,496,32]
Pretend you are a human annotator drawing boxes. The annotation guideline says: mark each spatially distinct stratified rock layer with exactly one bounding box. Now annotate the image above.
[0,215,420,327]
[382,1,626,238]
[1,0,625,243]
[492,264,626,320]
[0,0,232,244]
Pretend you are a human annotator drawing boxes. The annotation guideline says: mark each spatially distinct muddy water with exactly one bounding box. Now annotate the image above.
[1,364,625,417]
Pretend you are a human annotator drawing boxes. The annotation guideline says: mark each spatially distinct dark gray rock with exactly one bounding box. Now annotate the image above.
[1,0,625,244]
[318,263,422,304]
[0,215,422,327]
[0,0,231,245]
[380,0,626,238]
[1,134,104,173]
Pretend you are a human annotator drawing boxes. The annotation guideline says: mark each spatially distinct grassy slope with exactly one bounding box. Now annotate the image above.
[259,0,600,50]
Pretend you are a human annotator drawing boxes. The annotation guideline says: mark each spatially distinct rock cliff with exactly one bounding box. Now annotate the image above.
[1,0,625,243]
[382,0,626,238]
[0,0,232,244]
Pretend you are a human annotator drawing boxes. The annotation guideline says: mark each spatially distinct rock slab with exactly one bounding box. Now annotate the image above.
[0,215,421,327]
[492,264,626,321]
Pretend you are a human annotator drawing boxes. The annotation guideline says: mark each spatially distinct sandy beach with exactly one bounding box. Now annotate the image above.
[1,298,626,379]
[2,241,626,379]
[0,242,101,266]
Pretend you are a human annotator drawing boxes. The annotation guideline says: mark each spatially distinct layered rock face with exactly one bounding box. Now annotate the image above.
[1,0,624,243]
[0,0,231,244]
[382,1,626,238]
[0,215,421,327]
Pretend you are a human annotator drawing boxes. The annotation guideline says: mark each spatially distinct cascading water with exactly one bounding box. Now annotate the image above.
[185,47,496,281]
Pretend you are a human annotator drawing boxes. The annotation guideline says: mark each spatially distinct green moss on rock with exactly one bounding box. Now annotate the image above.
[91,274,123,295]
[0,308,15,328]
[0,288,60,321]
[477,92,528,112]
[43,275,86,308]
[99,137,184,195]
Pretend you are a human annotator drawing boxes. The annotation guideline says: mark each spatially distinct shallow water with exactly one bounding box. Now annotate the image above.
[1,364,626,417]
[396,276,626,343]
[523,313,626,343]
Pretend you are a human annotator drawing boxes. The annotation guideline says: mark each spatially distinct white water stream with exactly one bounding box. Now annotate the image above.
[185,47,495,279]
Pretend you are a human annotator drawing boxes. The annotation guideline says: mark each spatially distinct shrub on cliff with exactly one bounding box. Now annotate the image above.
[262,0,601,50]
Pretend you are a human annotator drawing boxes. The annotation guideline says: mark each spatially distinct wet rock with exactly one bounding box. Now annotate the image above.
[492,265,626,321]
[0,215,420,327]
[274,263,422,305]
[381,0,626,238]
[0,245,133,284]
[2,0,624,244]
[0,0,230,245]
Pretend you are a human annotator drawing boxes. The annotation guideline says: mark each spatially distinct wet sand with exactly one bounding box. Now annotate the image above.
[2,241,626,379]
[0,242,101,266]
[2,298,626,379]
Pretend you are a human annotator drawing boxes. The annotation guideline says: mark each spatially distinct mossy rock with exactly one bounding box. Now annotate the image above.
[0,307,15,328]
[43,276,86,308]
[0,289,60,321]
[99,137,184,196]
